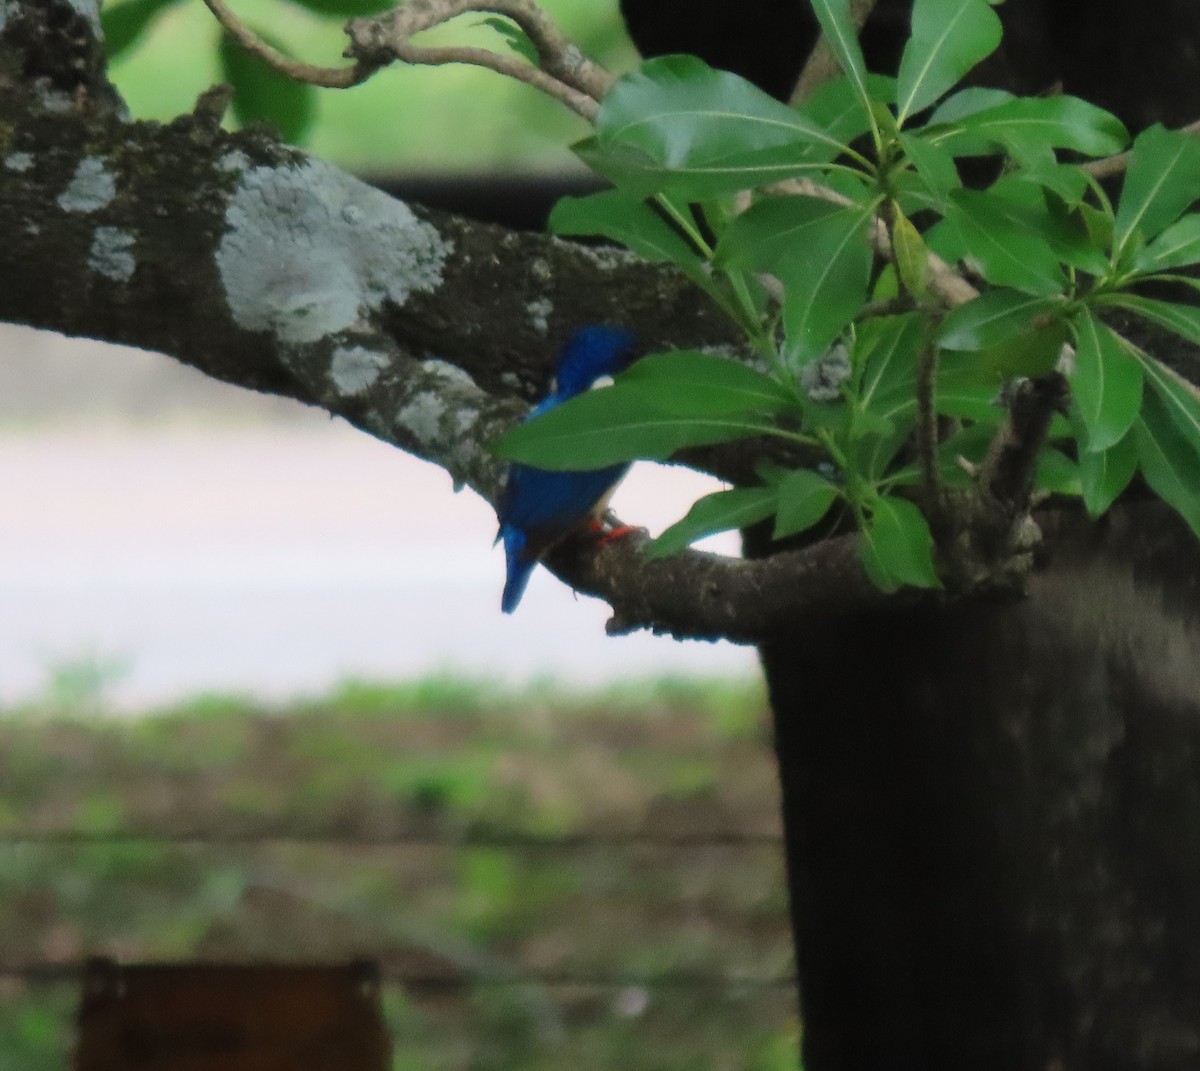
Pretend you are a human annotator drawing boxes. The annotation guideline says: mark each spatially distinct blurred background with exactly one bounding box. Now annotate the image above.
[3,0,756,710]
[1,3,793,1067]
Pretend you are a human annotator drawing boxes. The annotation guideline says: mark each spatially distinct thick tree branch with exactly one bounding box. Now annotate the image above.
[0,2,909,643]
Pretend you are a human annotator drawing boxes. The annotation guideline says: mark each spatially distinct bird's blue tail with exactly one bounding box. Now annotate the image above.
[500,525,537,614]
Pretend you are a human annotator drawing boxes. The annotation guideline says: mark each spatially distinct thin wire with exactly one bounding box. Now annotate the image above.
[0,963,797,991]
[0,831,783,848]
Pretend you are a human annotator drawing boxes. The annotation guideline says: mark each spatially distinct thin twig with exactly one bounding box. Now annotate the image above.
[387,42,600,119]
[201,0,614,119]
[765,177,980,309]
[344,0,615,119]
[201,0,374,88]
[1083,117,1200,180]
[790,0,878,105]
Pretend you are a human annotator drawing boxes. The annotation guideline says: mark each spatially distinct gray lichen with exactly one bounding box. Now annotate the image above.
[800,344,852,402]
[218,149,251,174]
[57,156,115,213]
[396,392,448,447]
[419,358,476,388]
[88,226,136,282]
[216,158,453,344]
[526,297,553,334]
[393,360,504,497]
[4,152,33,172]
[330,345,389,396]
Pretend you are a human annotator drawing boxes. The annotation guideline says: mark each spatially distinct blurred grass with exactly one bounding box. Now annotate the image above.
[0,676,800,1069]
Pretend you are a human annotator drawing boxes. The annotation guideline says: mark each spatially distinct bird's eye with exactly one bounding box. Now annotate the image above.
[591,375,615,390]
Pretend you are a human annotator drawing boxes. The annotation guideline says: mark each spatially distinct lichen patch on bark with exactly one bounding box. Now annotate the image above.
[215,158,453,344]
[330,344,389,395]
[88,226,135,281]
[57,155,114,213]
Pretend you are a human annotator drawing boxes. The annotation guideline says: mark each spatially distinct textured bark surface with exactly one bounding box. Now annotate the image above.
[763,502,1200,1071]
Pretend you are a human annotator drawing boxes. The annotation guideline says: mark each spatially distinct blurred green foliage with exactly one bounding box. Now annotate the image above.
[0,675,798,1069]
[101,0,638,172]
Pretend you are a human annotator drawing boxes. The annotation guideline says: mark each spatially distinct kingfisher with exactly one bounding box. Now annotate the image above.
[496,326,639,613]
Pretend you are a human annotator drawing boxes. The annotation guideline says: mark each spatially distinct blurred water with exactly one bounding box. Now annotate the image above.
[0,328,756,709]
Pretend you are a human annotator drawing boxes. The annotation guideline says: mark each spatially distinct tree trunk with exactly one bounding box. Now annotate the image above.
[762,503,1200,1070]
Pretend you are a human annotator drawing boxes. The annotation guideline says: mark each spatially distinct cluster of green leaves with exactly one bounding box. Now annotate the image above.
[494,0,1200,590]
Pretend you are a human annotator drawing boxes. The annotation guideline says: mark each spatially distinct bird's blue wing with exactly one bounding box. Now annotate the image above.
[497,461,629,613]
[498,462,629,538]
[495,326,637,613]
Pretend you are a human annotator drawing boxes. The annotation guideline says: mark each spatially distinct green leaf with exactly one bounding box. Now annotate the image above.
[219,31,317,144]
[716,195,877,363]
[928,86,1013,125]
[937,290,1065,351]
[896,0,1002,123]
[1114,125,1200,253]
[898,132,961,203]
[716,196,850,269]
[772,469,840,539]
[809,0,871,115]
[618,351,798,416]
[1035,448,1081,496]
[549,191,707,284]
[945,188,1067,295]
[927,96,1127,159]
[1018,161,1091,207]
[479,16,538,64]
[575,138,842,200]
[101,0,181,59]
[798,74,896,151]
[859,497,941,591]
[1069,307,1143,452]
[1133,214,1200,273]
[778,202,876,364]
[491,384,777,469]
[584,55,849,197]
[1078,428,1138,516]
[1134,391,1200,538]
[891,205,929,298]
[649,486,778,557]
[977,173,1108,274]
[1038,188,1112,276]
[1103,293,1200,348]
[1135,349,1200,450]
[858,312,925,402]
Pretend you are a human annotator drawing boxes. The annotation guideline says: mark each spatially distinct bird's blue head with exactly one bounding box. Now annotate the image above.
[553,325,638,400]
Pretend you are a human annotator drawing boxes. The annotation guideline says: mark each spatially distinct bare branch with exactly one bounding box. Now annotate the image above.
[344,0,615,119]
[789,0,878,105]
[200,0,375,88]
[1083,116,1200,180]
[199,0,614,119]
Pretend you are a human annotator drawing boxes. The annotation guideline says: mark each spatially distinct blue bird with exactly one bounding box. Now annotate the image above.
[497,326,639,614]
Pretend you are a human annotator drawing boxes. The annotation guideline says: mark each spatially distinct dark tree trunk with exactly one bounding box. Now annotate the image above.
[762,503,1200,1070]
